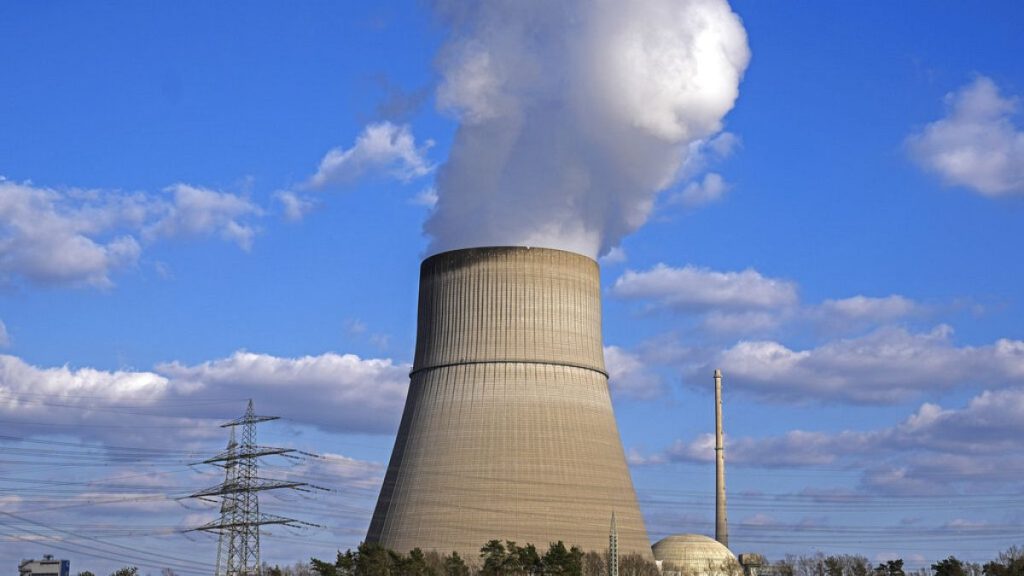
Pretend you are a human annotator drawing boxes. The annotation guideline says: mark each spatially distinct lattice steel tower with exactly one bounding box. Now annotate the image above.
[190,400,309,576]
[609,512,619,576]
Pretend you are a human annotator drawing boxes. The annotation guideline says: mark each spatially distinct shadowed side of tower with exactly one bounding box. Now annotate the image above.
[367,247,651,558]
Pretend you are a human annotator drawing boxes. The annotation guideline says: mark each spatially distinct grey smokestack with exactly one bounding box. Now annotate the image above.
[714,369,728,548]
[366,247,652,558]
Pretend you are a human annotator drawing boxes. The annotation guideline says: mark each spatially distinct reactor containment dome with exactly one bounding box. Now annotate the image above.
[653,534,739,576]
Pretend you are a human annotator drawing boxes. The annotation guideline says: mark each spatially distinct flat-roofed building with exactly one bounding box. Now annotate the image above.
[19,555,69,576]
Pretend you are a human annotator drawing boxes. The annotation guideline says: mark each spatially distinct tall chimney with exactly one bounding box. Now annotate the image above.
[714,369,728,548]
[366,247,651,558]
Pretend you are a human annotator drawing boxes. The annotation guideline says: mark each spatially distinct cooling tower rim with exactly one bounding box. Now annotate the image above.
[422,245,597,267]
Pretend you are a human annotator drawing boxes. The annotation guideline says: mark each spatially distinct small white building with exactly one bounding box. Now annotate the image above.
[19,555,69,576]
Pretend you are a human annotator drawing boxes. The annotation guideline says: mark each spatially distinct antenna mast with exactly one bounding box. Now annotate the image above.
[190,400,313,576]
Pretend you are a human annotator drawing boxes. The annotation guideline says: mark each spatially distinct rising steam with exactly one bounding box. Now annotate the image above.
[424,0,750,258]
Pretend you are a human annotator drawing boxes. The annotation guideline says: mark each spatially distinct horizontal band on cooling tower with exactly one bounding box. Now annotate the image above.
[409,359,608,379]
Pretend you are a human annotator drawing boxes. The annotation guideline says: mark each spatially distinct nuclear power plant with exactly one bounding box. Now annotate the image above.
[367,246,651,558]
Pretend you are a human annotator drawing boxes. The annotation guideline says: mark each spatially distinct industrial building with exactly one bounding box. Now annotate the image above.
[18,555,69,576]
[367,246,652,558]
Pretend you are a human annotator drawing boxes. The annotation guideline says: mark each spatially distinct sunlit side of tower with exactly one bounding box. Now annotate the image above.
[714,369,728,549]
[367,247,651,558]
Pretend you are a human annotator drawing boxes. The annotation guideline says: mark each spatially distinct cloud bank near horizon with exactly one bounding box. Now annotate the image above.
[423,0,750,259]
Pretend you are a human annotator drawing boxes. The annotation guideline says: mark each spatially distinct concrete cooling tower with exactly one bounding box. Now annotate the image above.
[367,246,651,558]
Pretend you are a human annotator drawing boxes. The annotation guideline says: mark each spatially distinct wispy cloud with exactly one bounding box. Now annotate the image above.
[604,345,663,399]
[275,190,316,222]
[612,263,925,337]
[612,263,799,312]
[672,172,731,207]
[145,184,261,250]
[643,386,1024,493]
[306,122,434,189]
[0,178,262,287]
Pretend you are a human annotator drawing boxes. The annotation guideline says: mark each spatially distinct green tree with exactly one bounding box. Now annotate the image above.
[397,548,436,576]
[310,558,338,576]
[337,550,358,576]
[110,568,139,576]
[543,541,583,576]
[933,557,966,576]
[481,540,509,576]
[518,543,543,575]
[825,557,844,576]
[503,541,528,569]
[850,557,870,576]
[356,542,395,576]
[445,552,470,576]
[77,572,96,576]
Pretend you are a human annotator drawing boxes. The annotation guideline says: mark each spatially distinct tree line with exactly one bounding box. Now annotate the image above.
[71,543,1023,576]
[765,547,1023,576]
[307,540,658,576]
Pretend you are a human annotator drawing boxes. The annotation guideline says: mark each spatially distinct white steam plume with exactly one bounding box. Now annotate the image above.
[424,0,750,258]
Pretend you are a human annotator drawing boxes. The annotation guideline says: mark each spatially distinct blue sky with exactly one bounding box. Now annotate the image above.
[2,1,1024,574]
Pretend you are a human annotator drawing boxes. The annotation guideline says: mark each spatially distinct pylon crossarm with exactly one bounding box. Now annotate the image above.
[203,446,295,464]
[219,414,279,428]
[187,514,302,532]
[190,478,306,498]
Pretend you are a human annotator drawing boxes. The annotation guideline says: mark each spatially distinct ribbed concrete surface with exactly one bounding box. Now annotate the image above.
[367,247,651,558]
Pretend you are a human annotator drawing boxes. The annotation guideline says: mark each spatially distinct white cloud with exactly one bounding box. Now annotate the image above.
[599,246,628,265]
[307,122,434,189]
[0,179,263,287]
[277,452,385,492]
[0,353,170,407]
[674,172,731,207]
[604,345,663,399]
[0,350,410,448]
[145,184,261,250]
[412,186,438,208]
[0,495,23,513]
[612,263,798,312]
[701,310,783,334]
[814,295,919,323]
[740,513,776,527]
[653,386,1024,492]
[700,325,1024,404]
[907,76,1024,196]
[0,179,145,287]
[155,351,409,434]
[611,262,934,337]
[425,0,750,258]
[275,190,316,222]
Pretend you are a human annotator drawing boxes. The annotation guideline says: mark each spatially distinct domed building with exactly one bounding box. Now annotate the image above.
[652,534,741,576]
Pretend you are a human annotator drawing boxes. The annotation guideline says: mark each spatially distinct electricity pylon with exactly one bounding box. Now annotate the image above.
[609,511,619,576]
[190,400,312,576]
